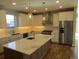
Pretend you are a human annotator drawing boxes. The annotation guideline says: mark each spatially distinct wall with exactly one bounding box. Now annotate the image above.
[72,7,77,46]
[44,25,53,30]
[0,10,7,28]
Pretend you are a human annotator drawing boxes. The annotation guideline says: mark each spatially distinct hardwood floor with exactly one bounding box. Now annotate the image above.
[43,44,74,59]
[0,54,4,59]
[0,44,75,59]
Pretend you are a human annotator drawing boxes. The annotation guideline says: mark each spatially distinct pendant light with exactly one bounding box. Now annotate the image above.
[28,0,32,19]
[42,2,46,20]
[43,17,46,20]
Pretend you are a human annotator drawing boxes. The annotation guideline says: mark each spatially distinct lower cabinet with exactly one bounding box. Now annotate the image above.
[23,41,50,59]
[51,28,59,43]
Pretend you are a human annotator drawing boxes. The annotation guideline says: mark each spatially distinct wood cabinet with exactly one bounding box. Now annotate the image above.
[52,11,74,43]
[33,15,43,26]
[59,11,74,21]
[18,14,43,26]
[52,11,74,27]
[51,28,59,43]
[18,13,31,26]
[53,13,59,27]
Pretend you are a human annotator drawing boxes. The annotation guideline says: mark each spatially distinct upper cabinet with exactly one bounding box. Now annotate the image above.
[52,11,74,27]
[53,13,59,27]
[33,15,43,26]
[18,13,31,27]
[0,10,7,28]
[59,11,74,21]
[18,14,43,26]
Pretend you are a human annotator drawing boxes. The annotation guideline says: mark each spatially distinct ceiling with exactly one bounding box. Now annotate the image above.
[0,0,77,13]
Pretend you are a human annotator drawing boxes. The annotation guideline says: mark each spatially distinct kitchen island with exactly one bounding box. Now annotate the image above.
[3,34,52,59]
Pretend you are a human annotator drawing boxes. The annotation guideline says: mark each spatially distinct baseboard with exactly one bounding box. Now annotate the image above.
[51,42,59,44]
[51,41,72,46]
[59,43,72,46]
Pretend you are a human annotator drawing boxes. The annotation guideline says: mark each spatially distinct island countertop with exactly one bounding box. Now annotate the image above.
[3,34,52,55]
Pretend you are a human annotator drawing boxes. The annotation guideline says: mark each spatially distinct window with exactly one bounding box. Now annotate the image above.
[6,14,15,28]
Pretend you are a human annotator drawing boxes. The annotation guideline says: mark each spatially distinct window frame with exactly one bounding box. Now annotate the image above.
[6,14,15,28]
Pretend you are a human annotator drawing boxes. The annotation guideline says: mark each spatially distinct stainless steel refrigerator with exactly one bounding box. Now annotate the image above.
[59,21,73,45]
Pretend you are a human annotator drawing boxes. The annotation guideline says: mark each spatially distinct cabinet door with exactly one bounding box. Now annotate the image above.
[53,13,59,27]
[18,13,30,26]
[59,11,73,21]
[51,28,59,43]
[33,15,43,26]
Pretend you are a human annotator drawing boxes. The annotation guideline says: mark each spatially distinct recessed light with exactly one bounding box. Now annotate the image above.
[56,0,60,3]
[25,7,28,9]
[45,8,48,11]
[59,6,63,8]
[12,2,16,5]
[33,10,37,12]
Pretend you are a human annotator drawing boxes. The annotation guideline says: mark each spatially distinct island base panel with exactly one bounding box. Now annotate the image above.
[4,40,51,59]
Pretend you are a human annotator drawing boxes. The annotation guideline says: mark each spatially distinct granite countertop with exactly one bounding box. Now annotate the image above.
[3,34,52,55]
[0,33,22,39]
[0,34,11,38]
